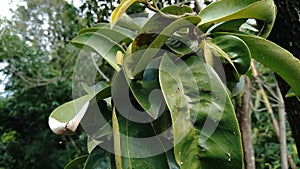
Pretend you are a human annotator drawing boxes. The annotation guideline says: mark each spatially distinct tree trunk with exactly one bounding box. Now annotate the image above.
[268,0,300,159]
[237,76,256,169]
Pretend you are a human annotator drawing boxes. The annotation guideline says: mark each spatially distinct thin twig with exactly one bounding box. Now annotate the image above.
[68,135,81,156]
[277,85,288,169]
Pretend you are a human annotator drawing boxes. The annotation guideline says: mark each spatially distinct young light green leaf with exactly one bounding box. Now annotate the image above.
[115,13,143,31]
[198,0,276,37]
[111,0,142,28]
[71,32,124,71]
[112,106,122,169]
[159,54,243,169]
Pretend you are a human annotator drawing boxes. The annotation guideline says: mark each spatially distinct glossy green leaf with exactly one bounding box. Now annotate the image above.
[165,28,199,56]
[71,32,124,71]
[211,34,251,75]
[48,83,110,135]
[229,33,300,96]
[84,146,113,169]
[124,15,201,79]
[198,0,276,37]
[64,155,88,169]
[159,54,243,169]
[207,19,247,33]
[117,113,170,169]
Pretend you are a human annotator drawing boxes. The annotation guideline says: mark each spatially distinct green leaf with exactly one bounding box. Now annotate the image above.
[110,0,142,28]
[159,54,243,169]
[198,0,276,37]
[84,146,113,169]
[124,15,201,79]
[207,19,247,33]
[114,14,143,31]
[211,34,251,75]
[111,70,170,169]
[71,32,124,71]
[48,84,110,135]
[165,28,199,56]
[64,155,88,169]
[229,33,300,96]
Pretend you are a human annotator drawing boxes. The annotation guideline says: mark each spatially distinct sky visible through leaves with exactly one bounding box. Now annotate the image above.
[0,0,83,94]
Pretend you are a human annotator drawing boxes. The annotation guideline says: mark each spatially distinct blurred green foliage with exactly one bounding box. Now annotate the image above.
[0,0,88,168]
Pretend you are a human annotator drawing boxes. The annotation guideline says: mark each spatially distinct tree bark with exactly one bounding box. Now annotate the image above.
[237,76,255,169]
[268,0,300,159]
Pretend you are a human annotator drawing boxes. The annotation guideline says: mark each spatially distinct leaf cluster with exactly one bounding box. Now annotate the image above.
[49,0,300,168]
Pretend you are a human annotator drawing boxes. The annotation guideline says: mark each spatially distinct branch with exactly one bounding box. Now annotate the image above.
[236,76,255,169]
[90,54,110,82]
[277,85,288,169]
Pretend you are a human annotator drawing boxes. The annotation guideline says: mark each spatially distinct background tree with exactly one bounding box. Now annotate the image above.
[0,0,88,168]
[268,0,300,159]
